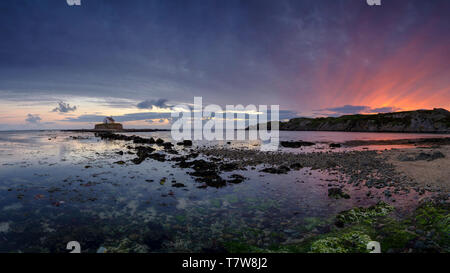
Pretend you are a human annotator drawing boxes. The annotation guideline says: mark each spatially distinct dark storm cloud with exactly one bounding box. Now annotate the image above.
[137,99,169,109]
[52,102,77,113]
[319,105,401,115]
[367,107,400,113]
[25,114,42,124]
[321,105,369,114]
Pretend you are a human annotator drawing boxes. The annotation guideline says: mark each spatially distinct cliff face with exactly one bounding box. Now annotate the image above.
[280,108,450,133]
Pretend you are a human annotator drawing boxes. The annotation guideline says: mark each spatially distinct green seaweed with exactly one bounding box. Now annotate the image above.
[309,231,372,253]
[413,202,450,251]
[336,202,394,225]
[222,201,448,253]
[376,219,416,252]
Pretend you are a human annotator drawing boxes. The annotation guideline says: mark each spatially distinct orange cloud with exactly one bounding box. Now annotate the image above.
[308,16,450,113]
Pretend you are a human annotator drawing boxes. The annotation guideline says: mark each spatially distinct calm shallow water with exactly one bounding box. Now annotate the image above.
[0,130,445,252]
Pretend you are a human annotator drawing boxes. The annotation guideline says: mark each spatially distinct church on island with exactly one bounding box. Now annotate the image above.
[94,117,123,131]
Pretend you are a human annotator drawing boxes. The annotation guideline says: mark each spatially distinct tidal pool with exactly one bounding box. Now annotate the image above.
[0,131,429,252]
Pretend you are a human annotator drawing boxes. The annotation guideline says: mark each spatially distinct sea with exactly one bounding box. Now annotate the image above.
[0,130,448,252]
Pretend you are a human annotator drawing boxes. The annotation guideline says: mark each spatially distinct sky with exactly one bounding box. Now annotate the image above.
[0,0,449,130]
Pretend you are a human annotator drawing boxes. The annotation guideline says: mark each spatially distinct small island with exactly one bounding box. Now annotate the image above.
[94,117,123,131]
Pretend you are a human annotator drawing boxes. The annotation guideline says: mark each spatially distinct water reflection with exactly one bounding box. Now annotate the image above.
[0,130,439,252]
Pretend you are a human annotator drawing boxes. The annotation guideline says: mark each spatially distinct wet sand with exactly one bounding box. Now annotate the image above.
[385,146,450,192]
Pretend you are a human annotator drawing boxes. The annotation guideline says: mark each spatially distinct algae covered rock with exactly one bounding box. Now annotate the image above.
[413,202,450,252]
[309,231,372,253]
[103,238,148,253]
[335,202,394,227]
[328,187,350,199]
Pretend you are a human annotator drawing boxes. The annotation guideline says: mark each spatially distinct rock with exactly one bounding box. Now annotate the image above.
[132,146,156,164]
[159,178,166,185]
[289,163,303,170]
[399,151,445,162]
[114,161,126,165]
[227,174,246,184]
[384,189,392,198]
[416,153,431,161]
[172,183,186,188]
[430,151,445,160]
[177,159,227,188]
[161,142,174,149]
[132,157,145,164]
[335,202,394,226]
[261,166,291,174]
[328,188,350,199]
[329,143,341,148]
[192,171,226,188]
[96,246,107,253]
[280,141,315,148]
[133,136,154,144]
[309,231,372,253]
[147,153,166,163]
[155,138,164,144]
[177,140,193,146]
[219,162,239,172]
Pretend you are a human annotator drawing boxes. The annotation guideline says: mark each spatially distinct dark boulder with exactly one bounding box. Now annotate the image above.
[280,141,315,148]
[227,174,246,184]
[148,153,166,162]
[328,187,350,199]
[162,142,174,149]
[290,163,303,170]
[219,162,240,172]
[177,140,193,146]
[261,166,291,174]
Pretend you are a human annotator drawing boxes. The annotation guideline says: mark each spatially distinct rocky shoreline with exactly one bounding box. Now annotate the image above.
[92,132,449,253]
[275,108,450,133]
[93,131,450,195]
[2,131,448,253]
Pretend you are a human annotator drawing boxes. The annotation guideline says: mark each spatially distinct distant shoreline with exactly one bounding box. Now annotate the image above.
[59,129,450,134]
[254,108,450,134]
[62,129,171,133]
[342,137,450,147]
[1,129,450,134]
